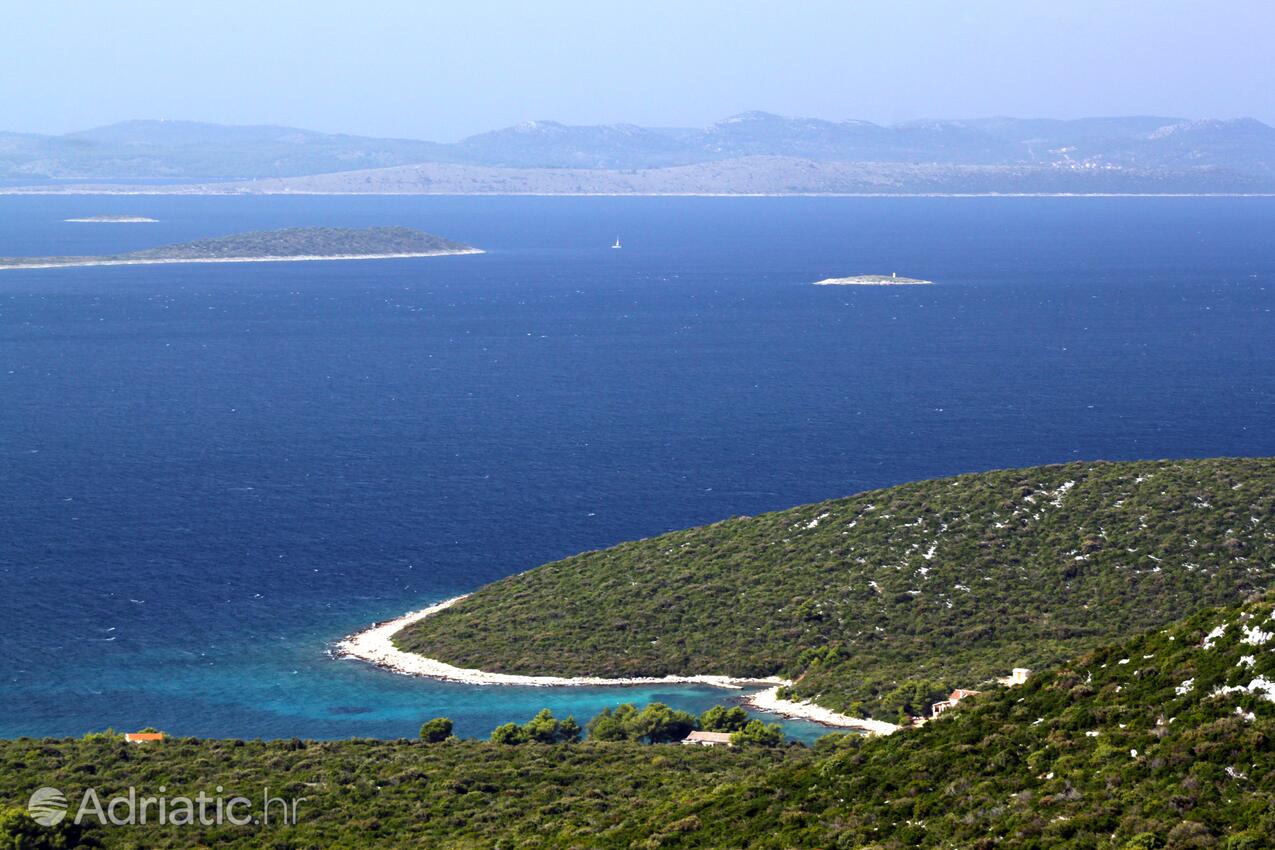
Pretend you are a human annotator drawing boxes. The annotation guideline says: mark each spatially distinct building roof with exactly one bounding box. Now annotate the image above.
[683,730,734,744]
[949,689,980,701]
[124,732,165,742]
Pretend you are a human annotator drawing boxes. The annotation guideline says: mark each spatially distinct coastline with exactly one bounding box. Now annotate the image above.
[743,686,900,736]
[335,597,898,733]
[335,596,783,689]
[0,248,484,271]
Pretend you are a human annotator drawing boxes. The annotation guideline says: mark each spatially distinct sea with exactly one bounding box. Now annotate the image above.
[1,194,1273,743]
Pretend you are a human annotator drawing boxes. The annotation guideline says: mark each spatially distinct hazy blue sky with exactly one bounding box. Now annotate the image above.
[5,1,1272,139]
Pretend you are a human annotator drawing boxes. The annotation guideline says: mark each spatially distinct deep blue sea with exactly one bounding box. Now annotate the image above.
[2,195,1273,743]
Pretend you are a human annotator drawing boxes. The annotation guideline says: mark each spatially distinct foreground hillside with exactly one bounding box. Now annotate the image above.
[3,597,1270,849]
[396,458,1275,717]
[648,595,1275,849]
[0,738,797,849]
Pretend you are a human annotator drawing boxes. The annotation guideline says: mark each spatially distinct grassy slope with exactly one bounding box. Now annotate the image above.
[395,458,1275,716]
[646,596,1275,849]
[0,739,796,849]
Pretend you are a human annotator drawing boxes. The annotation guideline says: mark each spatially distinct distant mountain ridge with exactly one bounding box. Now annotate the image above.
[3,113,1274,189]
[97,155,1261,196]
[0,119,450,180]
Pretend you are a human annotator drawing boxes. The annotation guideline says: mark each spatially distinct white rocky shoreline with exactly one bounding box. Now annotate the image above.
[335,596,900,735]
[743,686,900,735]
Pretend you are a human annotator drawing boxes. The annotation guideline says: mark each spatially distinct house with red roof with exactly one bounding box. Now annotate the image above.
[929,688,980,719]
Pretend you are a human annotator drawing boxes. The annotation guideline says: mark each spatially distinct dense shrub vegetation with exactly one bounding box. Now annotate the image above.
[3,597,1271,848]
[0,737,797,849]
[649,596,1275,849]
[6,458,1273,848]
[396,458,1275,717]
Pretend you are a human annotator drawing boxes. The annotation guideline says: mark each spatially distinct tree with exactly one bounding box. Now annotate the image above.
[730,720,784,747]
[699,705,749,732]
[419,717,453,743]
[586,703,696,743]
[489,722,528,745]
[524,708,579,743]
[878,679,948,719]
[587,704,638,742]
[631,703,697,743]
[487,709,581,745]
[523,709,559,743]
[558,715,582,743]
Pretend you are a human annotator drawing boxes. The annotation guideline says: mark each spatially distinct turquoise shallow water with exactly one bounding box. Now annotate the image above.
[2,194,1273,743]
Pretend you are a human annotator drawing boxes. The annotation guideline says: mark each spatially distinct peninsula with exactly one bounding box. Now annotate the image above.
[377,458,1275,726]
[0,226,480,270]
[814,273,932,286]
[63,214,159,223]
[4,465,1273,849]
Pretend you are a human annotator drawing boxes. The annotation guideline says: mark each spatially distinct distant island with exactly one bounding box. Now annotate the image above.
[0,226,481,270]
[814,273,933,286]
[64,214,159,223]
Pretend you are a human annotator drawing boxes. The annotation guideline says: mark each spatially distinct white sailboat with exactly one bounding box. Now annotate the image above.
[611,237,622,249]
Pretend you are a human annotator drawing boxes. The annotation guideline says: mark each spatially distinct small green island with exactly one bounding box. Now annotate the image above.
[64,214,160,223]
[0,225,480,270]
[814,273,933,285]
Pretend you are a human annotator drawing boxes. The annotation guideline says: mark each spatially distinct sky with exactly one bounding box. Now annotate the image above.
[4,0,1273,140]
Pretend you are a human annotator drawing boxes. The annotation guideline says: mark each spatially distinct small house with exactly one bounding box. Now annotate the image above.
[682,730,733,747]
[997,667,1032,686]
[124,732,165,744]
[930,689,980,719]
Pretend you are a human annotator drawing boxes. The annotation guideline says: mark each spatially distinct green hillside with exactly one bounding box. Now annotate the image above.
[645,595,1275,849]
[3,597,1270,849]
[395,458,1275,717]
[0,737,797,849]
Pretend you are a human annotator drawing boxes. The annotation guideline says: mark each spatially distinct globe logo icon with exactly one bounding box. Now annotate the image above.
[27,787,68,826]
